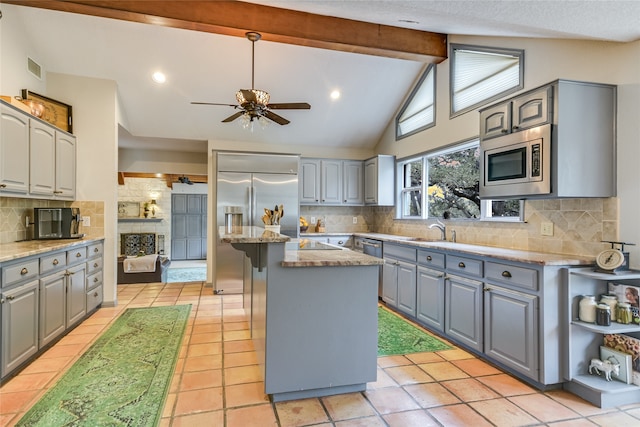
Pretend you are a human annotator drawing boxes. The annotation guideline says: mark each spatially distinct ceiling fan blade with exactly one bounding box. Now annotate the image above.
[191,101,237,107]
[267,102,311,110]
[222,111,245,123]
[263,110,290,125]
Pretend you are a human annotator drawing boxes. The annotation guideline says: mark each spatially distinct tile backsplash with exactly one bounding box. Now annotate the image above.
[3,196,619,259]
[0,198,104,244]
[303,197,619,258]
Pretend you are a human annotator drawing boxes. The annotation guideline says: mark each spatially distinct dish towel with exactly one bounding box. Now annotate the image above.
[123,254,158,273]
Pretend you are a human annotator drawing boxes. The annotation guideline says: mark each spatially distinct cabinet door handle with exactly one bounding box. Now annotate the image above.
[76,252,82,258]
[0,184,6,188]
[94,277,99,283]
[94,248,99,253]
[502,270,512,278]
[94,262,99,268]
[501,129,509,134]
[7,295,15,301]
[93,292,99,297]
[426,255,432,261]
[484,287,491,292]
[53,259,59,266]
[53,190,63,194]
[20,267,29,275]
[512,125,520,130]
[458,262,466,268]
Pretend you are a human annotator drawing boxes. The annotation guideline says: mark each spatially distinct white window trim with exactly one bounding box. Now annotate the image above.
[449,43,524,118]
[396,64,436,140]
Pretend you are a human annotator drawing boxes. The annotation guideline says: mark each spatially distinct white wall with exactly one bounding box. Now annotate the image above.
[376,36,640,268]
[46,73,120,306]
[118,147,207,174]
[0,5,46,97]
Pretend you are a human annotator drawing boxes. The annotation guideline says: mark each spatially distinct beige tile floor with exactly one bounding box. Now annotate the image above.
[2,281,640,426]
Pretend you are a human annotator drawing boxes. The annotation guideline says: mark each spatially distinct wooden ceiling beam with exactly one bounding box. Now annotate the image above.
[4,0,447,62]
[118,172,208,187]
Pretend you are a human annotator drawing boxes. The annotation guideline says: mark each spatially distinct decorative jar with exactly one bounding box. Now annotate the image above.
[617,302,633,324]
[596,304,611,326]
[579,295,597,323]
[600,294,618,322]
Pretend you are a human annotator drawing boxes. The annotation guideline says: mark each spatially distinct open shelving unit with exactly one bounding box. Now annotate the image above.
[565,268,640,408]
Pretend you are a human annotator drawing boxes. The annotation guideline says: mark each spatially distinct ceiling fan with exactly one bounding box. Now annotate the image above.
[191,32,311,126]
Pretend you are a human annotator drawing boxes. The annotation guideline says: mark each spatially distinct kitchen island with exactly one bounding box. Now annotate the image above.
[219,226,383,402]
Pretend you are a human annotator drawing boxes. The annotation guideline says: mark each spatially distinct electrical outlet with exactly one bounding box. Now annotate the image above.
[353,217,358,224]
[310,216,316,224]
[540,222,553,236]
[83,216,91,227]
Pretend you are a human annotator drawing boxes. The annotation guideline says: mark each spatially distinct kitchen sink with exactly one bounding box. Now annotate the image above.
[407,237,441,242]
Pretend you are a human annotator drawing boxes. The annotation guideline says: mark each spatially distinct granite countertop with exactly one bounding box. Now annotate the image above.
[0,236,106,263]
[283,241,384,268]
[307,231,594,266]
[218,226,291,244]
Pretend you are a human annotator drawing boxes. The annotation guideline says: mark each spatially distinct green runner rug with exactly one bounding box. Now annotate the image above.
[378,306,451,356]
[17,305,191,427]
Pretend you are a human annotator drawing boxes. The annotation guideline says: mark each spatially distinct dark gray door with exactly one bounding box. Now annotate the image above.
[171,194,208,260]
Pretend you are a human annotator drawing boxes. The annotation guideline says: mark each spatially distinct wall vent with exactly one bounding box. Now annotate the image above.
[27,57,42,79]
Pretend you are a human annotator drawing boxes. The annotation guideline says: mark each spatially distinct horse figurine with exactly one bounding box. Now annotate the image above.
[588,357,620,381]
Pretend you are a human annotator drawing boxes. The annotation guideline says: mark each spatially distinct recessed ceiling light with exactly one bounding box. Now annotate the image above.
[330,90,341,100]
[152,71,166,84]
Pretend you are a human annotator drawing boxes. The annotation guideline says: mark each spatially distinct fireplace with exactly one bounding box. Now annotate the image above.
[120,233,156,256]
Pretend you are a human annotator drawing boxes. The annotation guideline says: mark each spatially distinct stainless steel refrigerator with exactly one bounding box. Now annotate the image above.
[215,152,299,294]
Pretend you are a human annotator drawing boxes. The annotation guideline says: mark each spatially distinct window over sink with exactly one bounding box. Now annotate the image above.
[397,140,523,221]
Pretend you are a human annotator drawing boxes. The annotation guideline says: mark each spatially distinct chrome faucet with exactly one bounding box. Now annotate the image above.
[429,219,446,241]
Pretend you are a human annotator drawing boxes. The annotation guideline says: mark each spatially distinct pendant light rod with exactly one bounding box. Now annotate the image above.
[246,32,261,89]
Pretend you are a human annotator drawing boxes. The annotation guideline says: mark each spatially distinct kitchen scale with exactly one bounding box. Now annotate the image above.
[595,240,636,274]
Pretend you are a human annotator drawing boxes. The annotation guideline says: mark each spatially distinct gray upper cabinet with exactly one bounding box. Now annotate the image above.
[300,158,364,206]
[480,87,551,140]
[299,159,321,204]
[342,160,364,205]
[480,80,616,199]
[364,155,395,206]
[1,99,76,200]
[0,104,30,194]
[321,160,342,204]
[29,119,56,196]
[511,87,551,132]
[54,131,77,200]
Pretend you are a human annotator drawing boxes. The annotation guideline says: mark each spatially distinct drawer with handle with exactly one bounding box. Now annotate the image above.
[446,255,483,278]
[2,258,39,288]
[87,271,103,291]
[87,257,103,274]
[88,242,103,259]
[417,249,445,269]
[485,261,538,291]
[67,247,87,265]
[40,251,68,274]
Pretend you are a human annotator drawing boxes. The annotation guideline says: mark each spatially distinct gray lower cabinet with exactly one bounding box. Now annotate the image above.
[445,274,483,352]
[417,266,445,333]
[416,249,446,333]
[1,239,103,380]
[66,263,87,328]
[382,241,555,387]
[1,280,39,377]
[39,271,67,347]
[484,285,538,379]
[382,244,417,316]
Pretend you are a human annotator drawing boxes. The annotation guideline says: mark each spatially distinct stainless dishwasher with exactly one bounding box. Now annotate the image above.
[354,237,383,298]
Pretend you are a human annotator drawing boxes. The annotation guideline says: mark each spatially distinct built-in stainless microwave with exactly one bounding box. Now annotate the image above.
[480,123,551,199]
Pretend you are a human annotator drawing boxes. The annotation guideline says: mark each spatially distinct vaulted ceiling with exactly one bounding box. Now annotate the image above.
[3,1,638,153]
